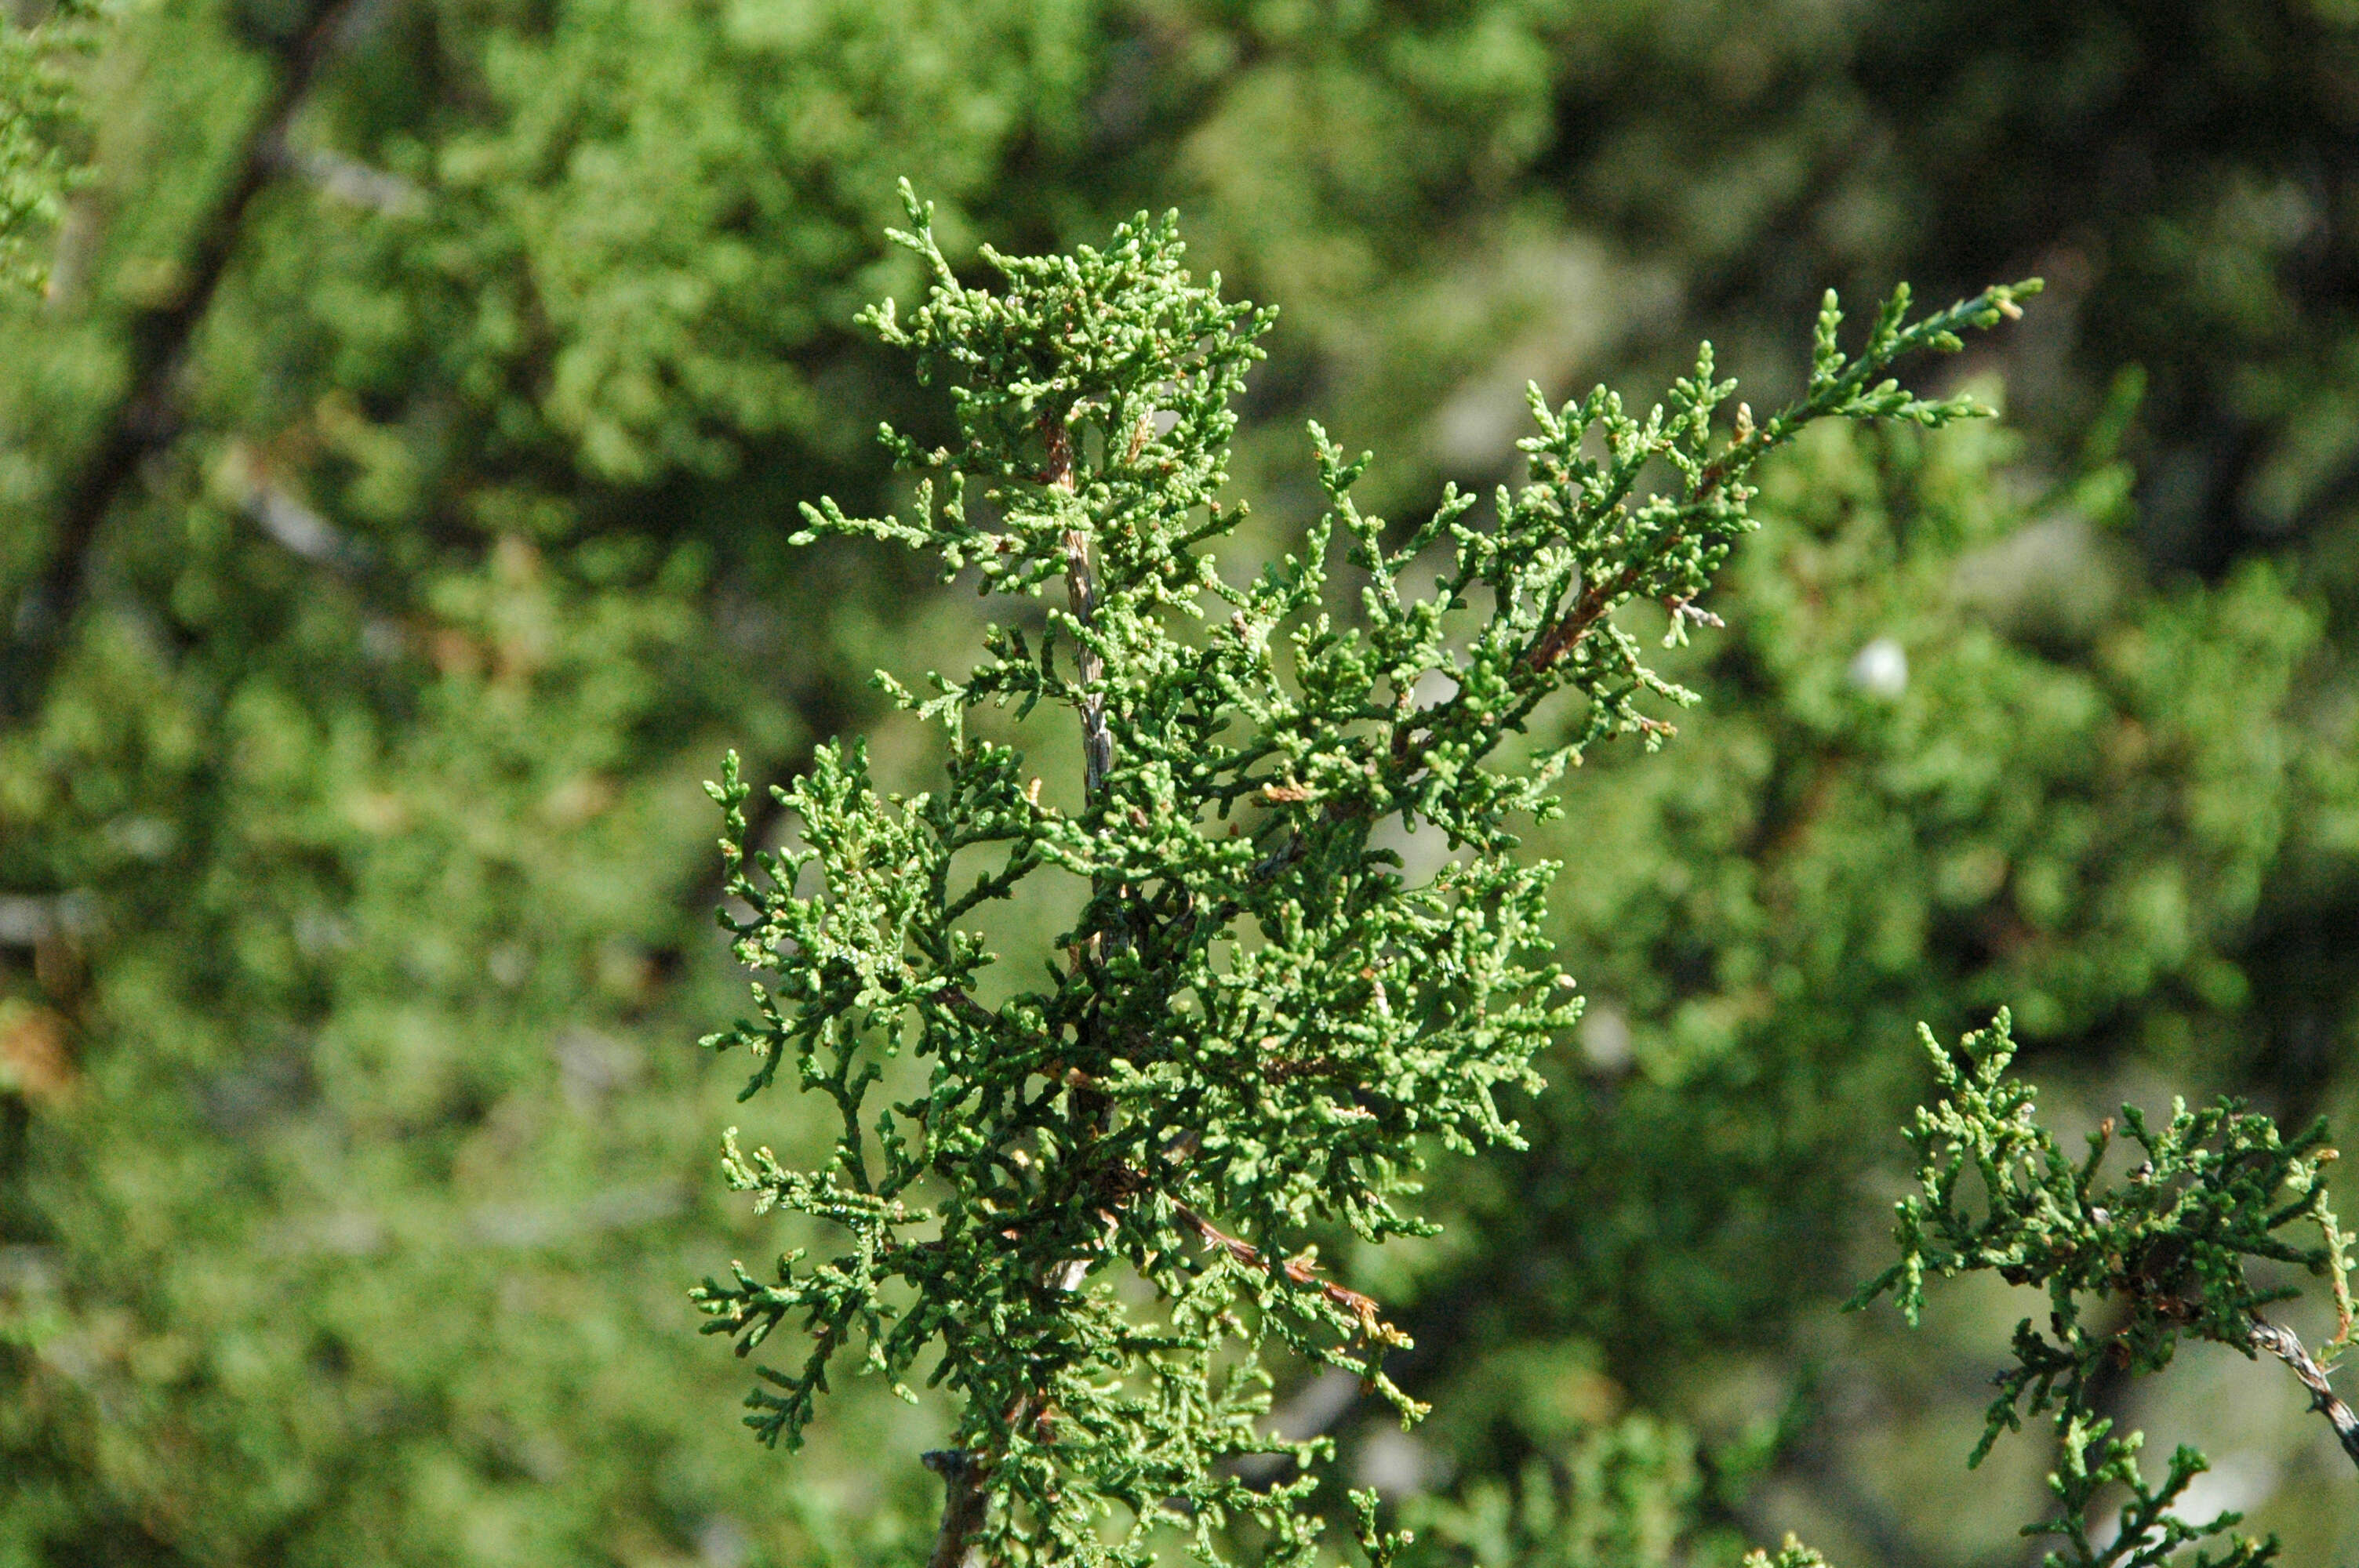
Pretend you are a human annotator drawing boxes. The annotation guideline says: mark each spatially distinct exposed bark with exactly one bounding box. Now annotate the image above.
[1044,415,1112,804]
[922,1447,987,1568]
[1044,409,1118,1294]
[2248,1315,2359,1472]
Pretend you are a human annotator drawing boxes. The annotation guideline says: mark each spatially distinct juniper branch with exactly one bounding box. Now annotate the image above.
[1858,1012,2358,1563]
[925,1447,989,1568]
[696,182,2030,1568]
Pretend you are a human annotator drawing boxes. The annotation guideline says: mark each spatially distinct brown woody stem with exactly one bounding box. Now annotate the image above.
[2248,1316,2359,1472]
[1172,1203,1405,1347]
[1045,409,1117,1286]
[1045,416,1114,804]
[922,1448,987,1568]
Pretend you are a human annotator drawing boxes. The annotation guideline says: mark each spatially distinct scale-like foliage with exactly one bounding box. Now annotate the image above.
[694,183,2033,1567]
[0,0,92,293]
[1856,1014,2359,1565]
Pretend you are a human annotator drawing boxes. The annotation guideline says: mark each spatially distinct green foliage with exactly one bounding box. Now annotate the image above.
[385,0,1094,485]
[1856,1012,2355,1564]
[1740,1540,1830,1568]
[0,2,1102,1563]
[2033,1417,2274,1568]
[1394,1416,1701,1568]
[692,185,2027,1566]
[0,0,92,294]
[5,2,2357,1563]
[1350,1487,1417,1568]
[1127,0,2359,593]
[1859,1012,2352,1453]
[1341,390,2337,1560]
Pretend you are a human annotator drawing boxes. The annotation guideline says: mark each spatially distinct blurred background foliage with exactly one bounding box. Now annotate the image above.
[2,0,2357,1564]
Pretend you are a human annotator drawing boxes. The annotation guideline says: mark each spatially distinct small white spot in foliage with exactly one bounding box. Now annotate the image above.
[1579,1004,1634,1073]
[1848,637,1908,699]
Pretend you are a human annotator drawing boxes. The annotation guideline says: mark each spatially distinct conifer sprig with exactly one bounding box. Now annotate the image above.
[696,182,2031,1568]
[1856,1014,2359,1564]
[2033,1417,2274,1568]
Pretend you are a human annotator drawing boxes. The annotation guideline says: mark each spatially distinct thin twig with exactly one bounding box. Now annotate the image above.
[1515,424,1776,678]
[1042,409,1118,1294]
[1172,1203,1405,1346]
[2247,1316,2359,1472]
[922,1448,987,1568]
[1521,565,1633,674]
[1045,416,1113,803]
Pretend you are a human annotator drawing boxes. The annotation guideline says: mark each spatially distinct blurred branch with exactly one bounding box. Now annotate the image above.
[226,441,374,575]
[2,0,376,717]
[269,137,423,216]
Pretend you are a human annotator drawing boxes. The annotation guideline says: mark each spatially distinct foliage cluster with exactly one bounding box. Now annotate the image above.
[1856,1012,2359,1565]
[687,186,2031,1566]
[0,0,92,293]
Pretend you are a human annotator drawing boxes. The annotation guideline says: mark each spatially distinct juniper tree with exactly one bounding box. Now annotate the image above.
[693,183,2034,1568]
[10,5,2358,1564]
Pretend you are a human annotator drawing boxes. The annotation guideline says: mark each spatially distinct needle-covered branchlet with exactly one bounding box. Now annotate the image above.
[1856,1012,2359,1566]
[692,180,2033,1568]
